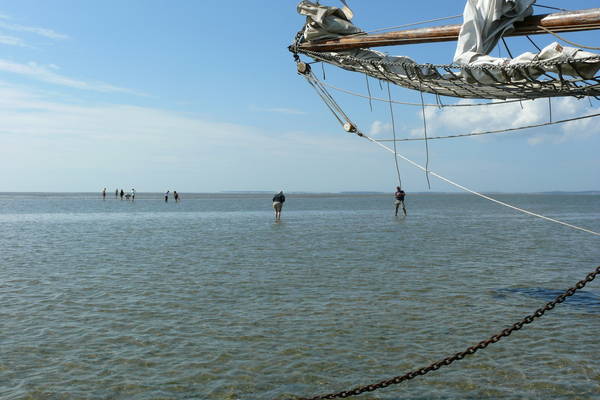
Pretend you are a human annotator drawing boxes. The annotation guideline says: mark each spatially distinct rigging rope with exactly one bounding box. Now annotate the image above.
[387,82,402,188]
[366,134,600,237]
[373,112,600,142]
[537,25,600,51]
[359,14,463,35]
[318,78,527,108]
[365,74,373,112]
[299,67,600,237]
[418,88,431,188]
[533,4,568,12]
[299,49,600,100]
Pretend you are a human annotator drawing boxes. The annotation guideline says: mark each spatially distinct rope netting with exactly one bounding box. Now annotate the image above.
[299,49,600,100]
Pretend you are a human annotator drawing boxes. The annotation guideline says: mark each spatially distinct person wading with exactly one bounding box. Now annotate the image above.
[272,191,285,221]
[394,186,406,216]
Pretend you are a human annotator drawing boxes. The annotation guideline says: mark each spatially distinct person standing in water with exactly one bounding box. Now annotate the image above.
[394,186,406,216]
[131,188,136,201]
[165,191,169,202]
[115,188,119,198]
[120,189,124,200]
[173,191,179,202]
[102,188,106,200]
[272,190,285,221]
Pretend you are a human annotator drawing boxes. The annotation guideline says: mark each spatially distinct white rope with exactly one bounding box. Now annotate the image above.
[319,80,527,108]
[361,14,463,35]
[387,81,403,188]
[300,66,600,237]
[362,134,600,237]
[537,25,600,51]
[336,14,464,40]
[374,112,600,142]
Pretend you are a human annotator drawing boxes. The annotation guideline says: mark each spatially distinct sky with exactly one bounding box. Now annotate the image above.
[0,0,598,193]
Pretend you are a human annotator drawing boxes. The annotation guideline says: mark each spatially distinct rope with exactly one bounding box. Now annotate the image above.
[365,74,373,112]
[300,67,600,236]
[360,14,463,35]
[318,79,527,108]
[502,37,515,59]
[374,112,600,142]
[299,49,600,100]
[387,82,402,188]
[337,14,464,40]
[526,35,542,52]
[533,4,568,12]
[365,134,600,237]
[537,25,600,51]
[419,88,431,188]
[301,48,600,72]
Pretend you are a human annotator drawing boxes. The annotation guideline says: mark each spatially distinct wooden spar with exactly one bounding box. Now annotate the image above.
[299,8,600,52]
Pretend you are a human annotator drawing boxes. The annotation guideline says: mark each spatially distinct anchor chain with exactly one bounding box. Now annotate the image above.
[288,265,600,400]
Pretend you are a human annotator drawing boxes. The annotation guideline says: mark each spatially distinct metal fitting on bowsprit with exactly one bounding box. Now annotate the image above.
[343,122,357,133]
[297,62,311,75]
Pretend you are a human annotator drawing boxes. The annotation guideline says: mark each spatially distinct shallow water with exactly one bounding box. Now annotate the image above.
[1,192,599,399]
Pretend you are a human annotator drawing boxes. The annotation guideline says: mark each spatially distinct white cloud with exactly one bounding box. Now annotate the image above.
[0,83,389,192]
[0,59,140,94]
[369,120,392,136]
[416,97,600,144]
[0,20,68,40]
[0,34,25,47]
[0,82,371,156]
[250,106,306,115]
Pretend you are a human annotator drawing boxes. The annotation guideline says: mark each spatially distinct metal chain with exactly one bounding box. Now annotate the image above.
[287,265,600,400]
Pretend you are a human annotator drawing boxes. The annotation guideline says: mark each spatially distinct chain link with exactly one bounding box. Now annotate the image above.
[285,265,600,400]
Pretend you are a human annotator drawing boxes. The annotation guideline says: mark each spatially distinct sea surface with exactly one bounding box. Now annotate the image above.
[1,192,599,400]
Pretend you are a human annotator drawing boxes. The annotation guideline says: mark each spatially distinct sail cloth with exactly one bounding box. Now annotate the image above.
[298,0,361,41]
[453,0,535,64]
[453,0,600,84]
[294,0,600,100]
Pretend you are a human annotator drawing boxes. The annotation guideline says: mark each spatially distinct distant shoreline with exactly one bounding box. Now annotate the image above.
[0,191,598,195]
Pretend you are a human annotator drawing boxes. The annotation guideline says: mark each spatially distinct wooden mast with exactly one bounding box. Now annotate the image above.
[299,8,600,52]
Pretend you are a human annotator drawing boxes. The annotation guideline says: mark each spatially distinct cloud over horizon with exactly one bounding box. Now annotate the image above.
[249,106,306,115]
[0,82,386,192]
[408,97,600,144]
[0,34,25,47]
[0,17,68,40]
[0,59,141,94]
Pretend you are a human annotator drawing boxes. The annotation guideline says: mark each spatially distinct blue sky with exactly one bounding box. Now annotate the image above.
[0,0,598,193]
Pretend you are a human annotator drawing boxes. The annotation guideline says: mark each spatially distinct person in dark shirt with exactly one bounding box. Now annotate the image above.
[272,191,285,221]
[394,186,406,216]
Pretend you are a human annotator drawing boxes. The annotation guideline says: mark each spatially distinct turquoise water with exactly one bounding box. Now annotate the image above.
[1,192,599,399]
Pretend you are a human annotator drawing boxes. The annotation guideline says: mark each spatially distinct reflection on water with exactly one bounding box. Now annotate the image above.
[1,193,599,399]
[494,287,600,313]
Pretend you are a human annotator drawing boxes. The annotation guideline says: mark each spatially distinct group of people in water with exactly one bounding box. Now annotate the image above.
[101,188,180,202]
[164,190,180,202]
[271,187,406,220]
[101,188,137,201]
[101,187,406,219]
